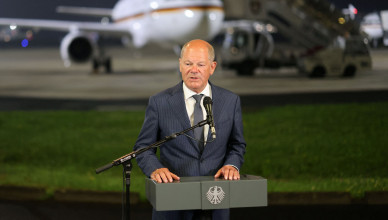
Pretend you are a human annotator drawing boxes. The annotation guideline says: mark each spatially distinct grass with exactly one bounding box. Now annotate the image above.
[0,102,387,200]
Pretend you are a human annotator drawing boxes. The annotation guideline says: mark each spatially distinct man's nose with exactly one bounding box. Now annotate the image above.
[191,65,199,73]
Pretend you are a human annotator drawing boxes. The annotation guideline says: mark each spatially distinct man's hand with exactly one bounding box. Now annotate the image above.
[214,165,240,180]
[150,168,180,183]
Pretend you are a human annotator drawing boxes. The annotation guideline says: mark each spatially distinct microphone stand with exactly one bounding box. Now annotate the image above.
[95,118,210,220]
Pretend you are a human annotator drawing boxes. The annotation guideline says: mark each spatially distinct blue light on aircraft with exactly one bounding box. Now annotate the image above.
[21,39,29,47]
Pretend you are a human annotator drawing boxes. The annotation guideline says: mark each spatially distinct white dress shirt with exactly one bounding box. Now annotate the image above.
[182,82,239,171]
[183,82,212,144]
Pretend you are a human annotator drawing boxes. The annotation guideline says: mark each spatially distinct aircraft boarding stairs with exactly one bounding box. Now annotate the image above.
[224,0,361,50]
[258,0,361,49]
[218,0,366,76]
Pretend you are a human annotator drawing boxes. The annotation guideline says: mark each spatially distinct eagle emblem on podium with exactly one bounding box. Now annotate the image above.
[206,186,225,204]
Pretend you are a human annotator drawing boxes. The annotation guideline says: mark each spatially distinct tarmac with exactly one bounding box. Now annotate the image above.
[1,46,388,219]
[1,47,388,100]
[1,47,388,111]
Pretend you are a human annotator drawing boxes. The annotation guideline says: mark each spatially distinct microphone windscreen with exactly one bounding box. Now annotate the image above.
[203,96,212,105]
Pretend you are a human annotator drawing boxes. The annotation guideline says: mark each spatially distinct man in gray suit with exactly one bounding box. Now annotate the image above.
[133,39,246,219]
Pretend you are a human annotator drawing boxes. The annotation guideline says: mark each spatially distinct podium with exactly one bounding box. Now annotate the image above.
[146,174,267,211]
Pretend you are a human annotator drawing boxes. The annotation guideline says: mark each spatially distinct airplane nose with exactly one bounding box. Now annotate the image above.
[147,4,224,45]
[171,7,224,44]
[193,9,224,40]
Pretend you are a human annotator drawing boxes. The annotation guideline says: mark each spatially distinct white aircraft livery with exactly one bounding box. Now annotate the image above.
[361,10,388,48]
[0,0,224,72]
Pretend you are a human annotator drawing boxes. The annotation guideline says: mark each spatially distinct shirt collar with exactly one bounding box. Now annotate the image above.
[183,82,211,101]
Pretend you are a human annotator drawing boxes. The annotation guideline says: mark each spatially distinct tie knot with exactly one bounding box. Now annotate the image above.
[192,94,203,103]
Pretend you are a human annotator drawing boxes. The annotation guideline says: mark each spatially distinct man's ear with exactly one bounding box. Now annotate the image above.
[210,61,217,75]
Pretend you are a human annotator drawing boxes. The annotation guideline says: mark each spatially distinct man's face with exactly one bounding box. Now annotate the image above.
[179,44,216,93]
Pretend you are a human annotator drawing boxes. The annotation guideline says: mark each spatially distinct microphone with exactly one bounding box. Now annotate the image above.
[203,96,216,139]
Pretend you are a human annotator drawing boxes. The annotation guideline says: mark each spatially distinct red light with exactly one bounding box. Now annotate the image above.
[353,8,358,14]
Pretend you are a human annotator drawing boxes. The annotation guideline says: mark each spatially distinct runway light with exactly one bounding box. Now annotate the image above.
[21,39,29,47]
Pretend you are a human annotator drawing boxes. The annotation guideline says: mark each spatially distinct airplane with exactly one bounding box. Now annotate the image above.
[0,0,224,73]
[360,10,388,48]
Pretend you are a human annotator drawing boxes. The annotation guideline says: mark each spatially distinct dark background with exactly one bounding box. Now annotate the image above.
[1,0,388,47]
[1,0,387,18]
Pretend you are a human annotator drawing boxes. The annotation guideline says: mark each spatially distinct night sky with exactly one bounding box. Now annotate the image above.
[1,0,388,18]
[0,1,115,20]
[327,0,388,15]
[1,0,388,47]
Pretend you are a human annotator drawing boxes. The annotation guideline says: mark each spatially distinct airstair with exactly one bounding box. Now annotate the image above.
[223,0,361,50]
[217,0,369,76]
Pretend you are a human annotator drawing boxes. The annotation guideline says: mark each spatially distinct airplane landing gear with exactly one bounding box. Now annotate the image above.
[92,57,112,74]
[91,36,113,74]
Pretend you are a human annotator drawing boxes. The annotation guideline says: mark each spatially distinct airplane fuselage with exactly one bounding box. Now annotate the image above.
[0,0,225,71]
[361,12,383,40]
[111,0,224,47]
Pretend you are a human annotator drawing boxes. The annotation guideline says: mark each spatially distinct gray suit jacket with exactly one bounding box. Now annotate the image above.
[134,81,246,178]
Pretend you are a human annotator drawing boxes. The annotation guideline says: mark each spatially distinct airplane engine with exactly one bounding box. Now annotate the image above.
[60,32,96,66]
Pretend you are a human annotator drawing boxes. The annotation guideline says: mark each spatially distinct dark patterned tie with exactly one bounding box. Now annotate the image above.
[192,94,204,153]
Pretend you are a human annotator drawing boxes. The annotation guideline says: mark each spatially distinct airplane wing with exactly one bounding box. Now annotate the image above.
[0,18,129,36]
[56,6,112,17]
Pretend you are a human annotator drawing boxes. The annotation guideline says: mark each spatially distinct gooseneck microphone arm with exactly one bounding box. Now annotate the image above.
[95,118,209,220]
[95,118,209,174]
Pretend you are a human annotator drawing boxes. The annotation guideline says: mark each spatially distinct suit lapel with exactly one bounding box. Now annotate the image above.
[167,82,199,150]
[168,82,191,129]
[167,82,227,153]
[206,83,226,143]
